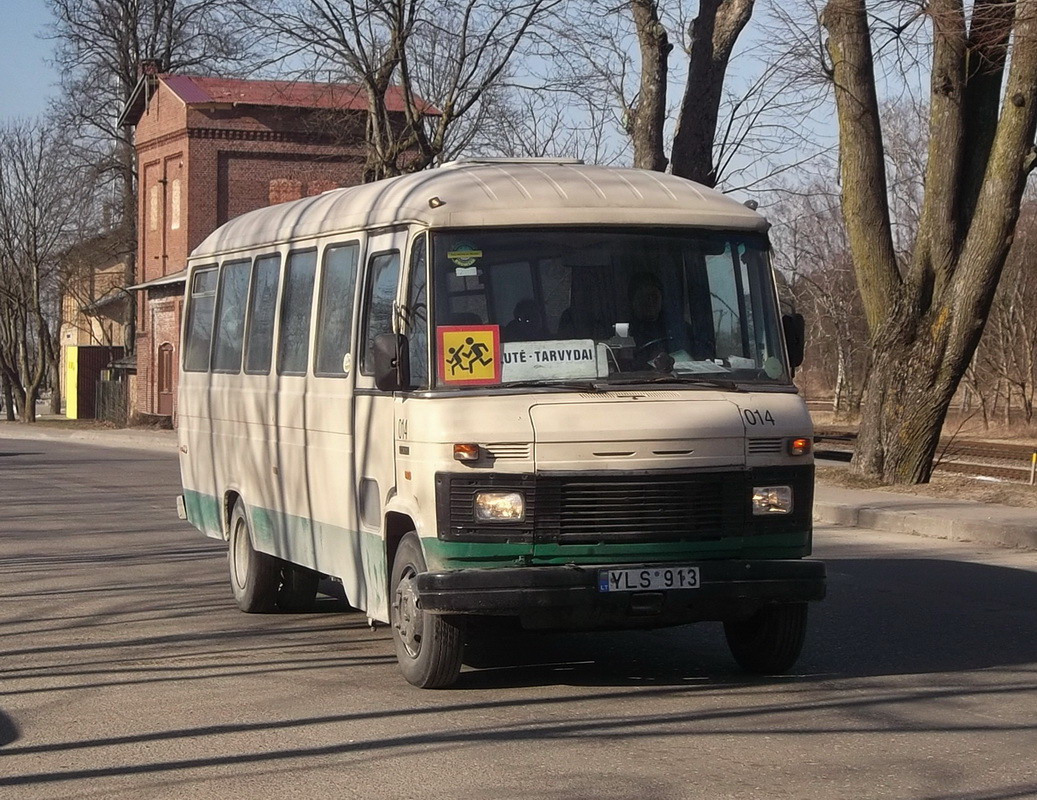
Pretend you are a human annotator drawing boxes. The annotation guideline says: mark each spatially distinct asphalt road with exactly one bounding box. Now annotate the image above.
[2,436,1036,800]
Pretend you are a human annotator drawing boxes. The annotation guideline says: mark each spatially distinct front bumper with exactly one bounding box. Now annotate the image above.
[415,558,826,630]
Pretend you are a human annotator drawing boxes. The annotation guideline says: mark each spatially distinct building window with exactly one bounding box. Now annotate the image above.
[277,250,317,375]
[183,267,218,372]
[269,178,302,206]
[149,184,160,231]
[170,178,181,230]
[307,180,338,196]
[314,242,360,376]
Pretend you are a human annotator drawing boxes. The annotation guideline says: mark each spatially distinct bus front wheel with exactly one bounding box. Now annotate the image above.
[724,603,808,674]
[228,500,280,613]
[390,533,464,688]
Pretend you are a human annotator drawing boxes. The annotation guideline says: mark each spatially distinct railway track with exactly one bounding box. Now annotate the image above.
[814,429,1037,484]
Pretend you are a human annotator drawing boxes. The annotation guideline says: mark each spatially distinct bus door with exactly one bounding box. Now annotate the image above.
[298,240,364,602]
[353,230,406,615]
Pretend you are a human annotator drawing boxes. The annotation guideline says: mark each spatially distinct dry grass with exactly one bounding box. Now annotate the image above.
[810,409,1037,509]
[809,408,1037,446]
[816,463,1037,509]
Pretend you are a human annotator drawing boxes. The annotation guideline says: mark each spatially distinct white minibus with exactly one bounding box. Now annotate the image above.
[176,159,825,688]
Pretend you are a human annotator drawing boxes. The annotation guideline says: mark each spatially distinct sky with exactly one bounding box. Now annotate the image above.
[0,1,60,123]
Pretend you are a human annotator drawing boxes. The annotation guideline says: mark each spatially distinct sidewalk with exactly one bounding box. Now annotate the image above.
[814,484,1037,551]
[1,419,1033,550]
[0,419,176,453]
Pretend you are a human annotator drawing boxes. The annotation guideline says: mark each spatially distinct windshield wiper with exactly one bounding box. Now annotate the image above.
[598,375,744,391]
[502,379,601,392]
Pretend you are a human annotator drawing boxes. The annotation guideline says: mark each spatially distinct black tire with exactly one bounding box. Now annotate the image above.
[724,603,808,675]
[227,500,280,613]
[277,564,320,612]
[390,532,464,688]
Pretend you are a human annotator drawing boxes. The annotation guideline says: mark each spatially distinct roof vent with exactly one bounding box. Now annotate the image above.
[440,157,585,169]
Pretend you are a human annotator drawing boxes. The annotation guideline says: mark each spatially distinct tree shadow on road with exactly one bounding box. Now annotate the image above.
[454,556,1037,689]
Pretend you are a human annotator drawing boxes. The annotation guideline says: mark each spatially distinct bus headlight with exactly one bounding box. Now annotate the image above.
[752,486,792,515]
[474,491,525,522]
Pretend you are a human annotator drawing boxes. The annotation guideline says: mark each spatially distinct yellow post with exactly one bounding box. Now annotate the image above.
[1030,451,1036,487]
[66,346,78,419]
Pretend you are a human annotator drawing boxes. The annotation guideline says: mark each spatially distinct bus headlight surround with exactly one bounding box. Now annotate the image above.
[474,491,525,522]
[752,485,793,515]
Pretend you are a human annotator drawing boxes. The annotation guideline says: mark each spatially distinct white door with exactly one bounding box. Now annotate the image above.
[352,230,408,619]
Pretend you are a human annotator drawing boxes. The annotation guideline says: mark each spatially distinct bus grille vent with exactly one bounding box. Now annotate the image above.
[484,442,531,459]
[747,438,783,454]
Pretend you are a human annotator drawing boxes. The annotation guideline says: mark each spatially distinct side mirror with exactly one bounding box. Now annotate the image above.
[373,333,410,391]
[782,313,805,373]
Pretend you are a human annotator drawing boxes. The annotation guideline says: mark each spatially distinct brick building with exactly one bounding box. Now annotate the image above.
[120,72,433,420]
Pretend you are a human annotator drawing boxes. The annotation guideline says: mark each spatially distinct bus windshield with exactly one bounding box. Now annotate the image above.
[430,228,789,389]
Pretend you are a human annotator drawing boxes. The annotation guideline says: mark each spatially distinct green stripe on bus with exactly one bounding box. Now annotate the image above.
[183,489,223,537]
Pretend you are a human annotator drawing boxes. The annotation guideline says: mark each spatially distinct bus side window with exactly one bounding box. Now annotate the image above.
[361,251,401,375]
[406,234,428,388]
[211,258,251,373]
[314,242,360,376]
[277,249,318,376]
[183,266,218,372]
[244,254,281,374]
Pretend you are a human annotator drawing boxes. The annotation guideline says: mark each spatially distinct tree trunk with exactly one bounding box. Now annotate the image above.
[2,375,13,421]
[23,384,38,424]
[826,0,1037,483]
[628,0,672,172]
[670,0,755,186]
[851,318,962,482]
[833,349,846,415]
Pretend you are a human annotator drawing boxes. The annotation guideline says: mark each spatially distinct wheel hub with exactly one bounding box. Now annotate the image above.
[393,572,423,658]
[232,519,249,588]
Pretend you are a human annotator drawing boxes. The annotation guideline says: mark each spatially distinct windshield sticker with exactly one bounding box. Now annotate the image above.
[447,242,483,268]
[438,325,501,385]
[501,340,606,382]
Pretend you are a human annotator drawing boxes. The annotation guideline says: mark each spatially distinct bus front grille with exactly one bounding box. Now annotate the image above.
[436,469,750,544]
[534,472,744,544]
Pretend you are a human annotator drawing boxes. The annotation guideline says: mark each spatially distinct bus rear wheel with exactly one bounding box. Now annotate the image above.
[228,500,280,613]
[724,603,808,675]
[390,532,464,688]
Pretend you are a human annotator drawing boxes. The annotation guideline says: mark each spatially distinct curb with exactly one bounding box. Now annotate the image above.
[813,500,1037,550]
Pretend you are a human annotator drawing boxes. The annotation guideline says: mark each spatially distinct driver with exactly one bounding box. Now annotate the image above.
[628,272,668,352]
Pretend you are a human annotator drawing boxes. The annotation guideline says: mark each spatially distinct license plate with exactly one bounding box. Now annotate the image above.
[598,566,700,593]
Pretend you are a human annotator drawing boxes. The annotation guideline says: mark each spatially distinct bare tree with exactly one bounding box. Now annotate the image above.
[0,122,92,423]
[771,181,870,414]
[467,89,627,164]
[822,0,1037,483]
[971,199,1037,426]
[46,0,252,359]
[244,0,561,181]
[541,1,824,191]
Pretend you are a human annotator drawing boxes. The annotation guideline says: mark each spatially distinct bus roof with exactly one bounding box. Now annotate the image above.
[191,160,769,258]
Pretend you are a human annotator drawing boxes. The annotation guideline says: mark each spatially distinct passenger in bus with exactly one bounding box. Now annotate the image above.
[503,298,547,342]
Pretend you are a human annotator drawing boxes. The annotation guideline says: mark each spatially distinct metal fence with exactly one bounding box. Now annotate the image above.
[95,380,128,427]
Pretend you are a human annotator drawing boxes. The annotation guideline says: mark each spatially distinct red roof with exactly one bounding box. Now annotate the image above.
[162,75,440,116]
